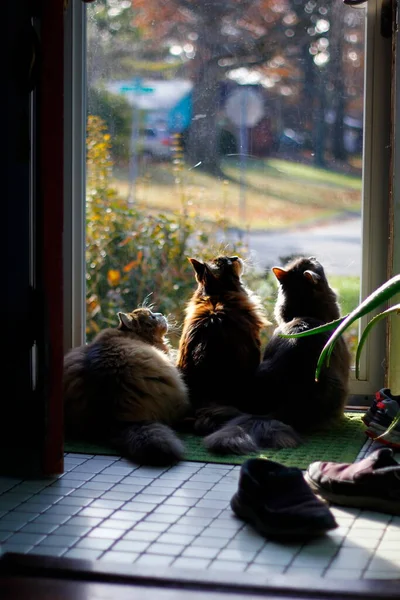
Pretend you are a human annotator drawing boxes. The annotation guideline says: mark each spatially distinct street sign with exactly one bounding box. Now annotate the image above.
[119,78,154,95]
[225,87,264,128]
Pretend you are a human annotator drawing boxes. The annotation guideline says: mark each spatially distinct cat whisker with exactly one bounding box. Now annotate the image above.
[241,256,254,268]
[139,294,155,310]
[166,315,182,334]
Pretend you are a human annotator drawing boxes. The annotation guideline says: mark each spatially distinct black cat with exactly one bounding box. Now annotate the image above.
[205,256,351,452]
[256,255,351,428]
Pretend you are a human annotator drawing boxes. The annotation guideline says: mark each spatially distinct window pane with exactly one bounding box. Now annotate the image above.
[86,1,365,371]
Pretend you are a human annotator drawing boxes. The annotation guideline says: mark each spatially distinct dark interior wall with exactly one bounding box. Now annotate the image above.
[5,0,39,473]
[4,0,64,476]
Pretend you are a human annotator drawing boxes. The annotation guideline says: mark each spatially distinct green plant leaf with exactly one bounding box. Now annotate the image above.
[314,274,400,381]
[279,315,347,339]
[373,409,400,442]
[355,304,400,379]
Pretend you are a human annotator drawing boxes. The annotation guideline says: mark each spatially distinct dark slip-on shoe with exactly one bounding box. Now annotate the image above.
[230,458,338,539]
[305,447,400,515]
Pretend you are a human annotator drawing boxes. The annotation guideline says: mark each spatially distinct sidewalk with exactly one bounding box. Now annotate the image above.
[246,217,362,276]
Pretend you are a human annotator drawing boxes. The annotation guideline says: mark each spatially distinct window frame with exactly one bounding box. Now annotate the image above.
[348,0,392,401]
[387,0,400,395]
[63,0,395,403]
[64,0,87,353]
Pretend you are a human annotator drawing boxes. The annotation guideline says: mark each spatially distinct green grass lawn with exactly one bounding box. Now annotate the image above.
[322,274,360,359]
[266,159,362,190]
[330,275,361,316]
[112,156,362,232]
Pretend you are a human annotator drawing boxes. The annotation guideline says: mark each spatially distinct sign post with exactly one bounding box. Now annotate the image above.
[120,78,154,204]
[225,87,264,237]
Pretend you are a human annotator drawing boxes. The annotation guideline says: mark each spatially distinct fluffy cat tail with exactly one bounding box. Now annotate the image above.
[111,422,185,466]
[203,415,301,455]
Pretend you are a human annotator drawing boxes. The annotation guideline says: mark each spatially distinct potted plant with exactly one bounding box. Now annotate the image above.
[280,274,400,439]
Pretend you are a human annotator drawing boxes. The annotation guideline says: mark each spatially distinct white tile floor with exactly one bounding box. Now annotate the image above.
[0,439,399,581]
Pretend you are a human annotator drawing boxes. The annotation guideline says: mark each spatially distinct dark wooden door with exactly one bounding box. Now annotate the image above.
[3,0,65,477]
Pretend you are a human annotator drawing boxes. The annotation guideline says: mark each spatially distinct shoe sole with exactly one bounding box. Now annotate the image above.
[361,414,371,426]
[230,494,337,539]
[304,474,400,516]
[365,431,400,449]
[364,423,400,448]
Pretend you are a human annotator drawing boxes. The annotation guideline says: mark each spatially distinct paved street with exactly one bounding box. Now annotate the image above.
[243,217,362,277]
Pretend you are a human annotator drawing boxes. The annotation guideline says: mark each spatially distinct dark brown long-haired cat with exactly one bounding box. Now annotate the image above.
[176,255,298,453]
[252,255,351,436]
[64,307,189,465]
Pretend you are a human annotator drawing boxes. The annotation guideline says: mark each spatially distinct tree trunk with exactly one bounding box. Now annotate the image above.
[186,62,222,175]
[301,42,316,137]
[185,16,224,177]
[314,71,327,168]
[330,3,347,161]
[332,88,347,161]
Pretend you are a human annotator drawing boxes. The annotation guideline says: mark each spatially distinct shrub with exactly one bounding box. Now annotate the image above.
[87,87,132,165]
[86,115,275,345]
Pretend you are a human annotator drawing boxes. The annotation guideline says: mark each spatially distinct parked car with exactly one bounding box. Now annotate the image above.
[278,128,307,151]
[137,127,173,161]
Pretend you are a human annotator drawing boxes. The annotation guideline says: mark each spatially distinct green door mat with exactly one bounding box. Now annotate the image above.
[65,412,367,470]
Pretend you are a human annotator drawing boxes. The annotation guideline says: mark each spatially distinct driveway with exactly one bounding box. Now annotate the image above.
[244,217,362,277]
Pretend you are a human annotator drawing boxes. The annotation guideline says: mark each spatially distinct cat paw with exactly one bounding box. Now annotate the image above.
[255,419,302,449]
[194,406,243,435]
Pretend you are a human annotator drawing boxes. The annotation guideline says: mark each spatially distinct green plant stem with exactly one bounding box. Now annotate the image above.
[279,274,400,381]
[316,275,400,377]
[374,410,400,441]
[279,315,347,339]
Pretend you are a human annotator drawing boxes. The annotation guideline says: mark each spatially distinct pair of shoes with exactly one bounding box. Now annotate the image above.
[231,449,400,538]
[362,388,400,449]
[230,458,338,539]
[305,447,400,515]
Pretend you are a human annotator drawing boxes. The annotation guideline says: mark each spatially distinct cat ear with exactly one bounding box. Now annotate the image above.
[117,312,134,330]
[272,267,287,282]
[188,258,207,280]
[303,270,321,285]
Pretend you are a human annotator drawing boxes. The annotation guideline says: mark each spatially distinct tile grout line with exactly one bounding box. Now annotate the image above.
[116,465,243,566]
[173,476,247,567]
[321,523,349,577]
[0,454,152,544]
[157,468,245,568]
[359,514,394,578]
[69,462,236,561]
[242,539,277,573]
[321,509,389,578]
[281,541,308,574]
[64,460,208,558]
[0,455,123,518]
[0,456,238,559]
